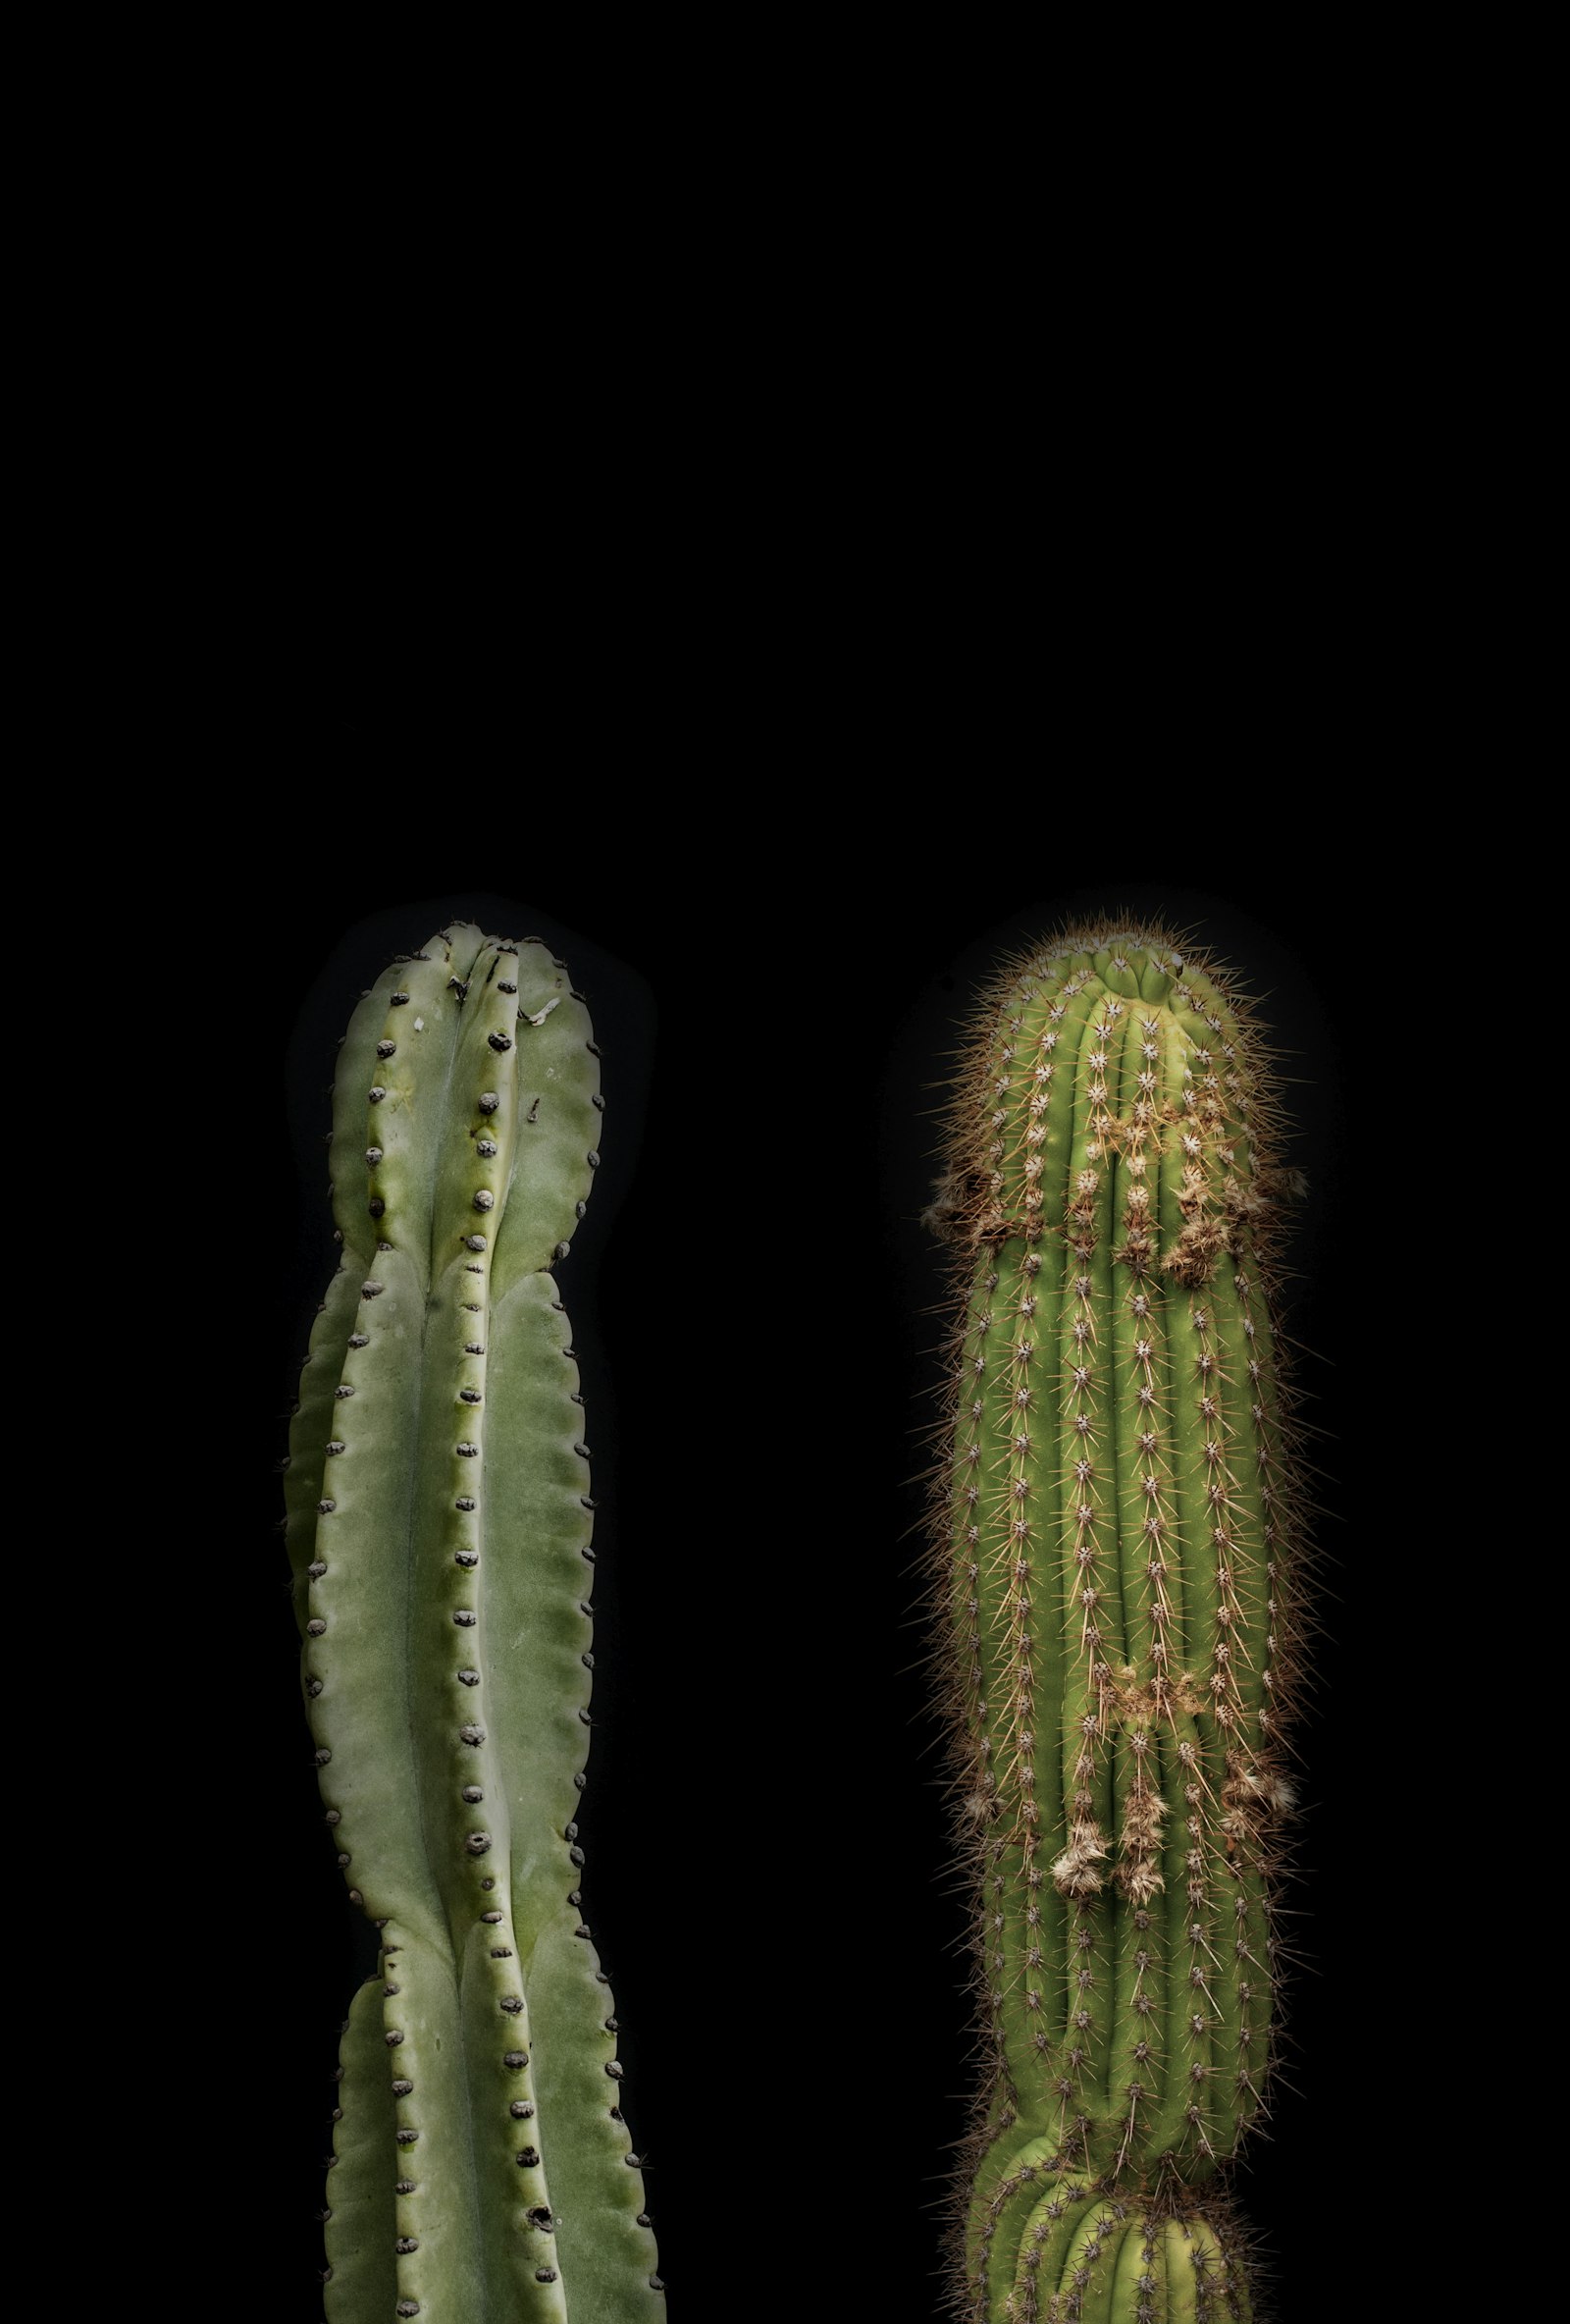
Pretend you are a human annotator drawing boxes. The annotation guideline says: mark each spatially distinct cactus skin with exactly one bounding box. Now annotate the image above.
[284,923,662,2322]
[927,924,1301,2324]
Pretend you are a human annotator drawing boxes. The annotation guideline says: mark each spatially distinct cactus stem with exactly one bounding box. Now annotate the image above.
[925,922,1305,2321]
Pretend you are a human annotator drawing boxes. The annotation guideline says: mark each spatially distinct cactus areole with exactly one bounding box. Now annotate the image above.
[283,923,662,2321]
[927,924,1306,2324]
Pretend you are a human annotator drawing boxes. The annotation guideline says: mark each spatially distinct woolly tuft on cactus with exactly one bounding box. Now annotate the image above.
[925,922,1306,2324]
[284,922,662,2321]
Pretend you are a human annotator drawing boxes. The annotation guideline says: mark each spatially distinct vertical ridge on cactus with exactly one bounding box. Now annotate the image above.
[925,923,1306,2324]
[286,922,662,2321]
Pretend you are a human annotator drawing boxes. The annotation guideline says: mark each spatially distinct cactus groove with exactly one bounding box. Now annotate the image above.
[284,922,662,2321]
[926,923,1303,2324]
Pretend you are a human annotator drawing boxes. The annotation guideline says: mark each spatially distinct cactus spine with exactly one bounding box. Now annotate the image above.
[928,924,1303,2324]
[283,922,662,2322]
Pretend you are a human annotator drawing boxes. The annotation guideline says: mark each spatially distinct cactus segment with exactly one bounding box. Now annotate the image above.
[289,923,662,2320]
[979,2178,1251,2324]
[324,1972,399,2321]
[928,925,1301,2323]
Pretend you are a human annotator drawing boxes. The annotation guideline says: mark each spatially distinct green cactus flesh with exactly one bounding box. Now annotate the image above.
[284,924,661,2322]
[928,925,1298,2324]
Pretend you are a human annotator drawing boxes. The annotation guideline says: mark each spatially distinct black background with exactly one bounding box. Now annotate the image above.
[190,783,1391,2324]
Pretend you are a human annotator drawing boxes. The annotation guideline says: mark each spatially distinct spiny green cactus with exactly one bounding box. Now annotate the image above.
[927,923,1302,2324]
[283,922,662,2322]
[989,2183,1252,2324]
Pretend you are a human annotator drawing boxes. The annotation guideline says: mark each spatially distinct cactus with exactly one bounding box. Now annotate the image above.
[283,921,663,2322]
[926,923,1303,2324]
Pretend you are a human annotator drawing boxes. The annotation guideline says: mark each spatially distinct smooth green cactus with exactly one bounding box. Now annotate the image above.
[283,922,662,2322]
[927,924,1300,2324]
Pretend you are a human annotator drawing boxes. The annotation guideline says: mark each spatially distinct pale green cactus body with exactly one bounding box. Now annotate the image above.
[286,923,661,2323]
[929,925,1298,2324]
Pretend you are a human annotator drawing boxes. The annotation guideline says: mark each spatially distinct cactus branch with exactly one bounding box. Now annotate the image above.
[927,923,1305,2324]
[288,922,662,2321]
